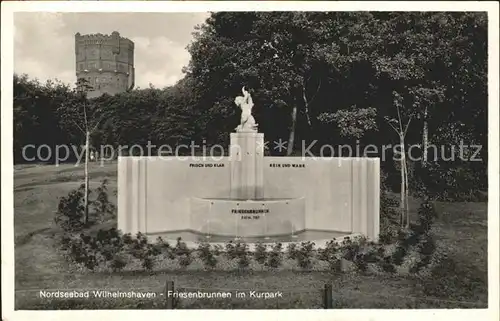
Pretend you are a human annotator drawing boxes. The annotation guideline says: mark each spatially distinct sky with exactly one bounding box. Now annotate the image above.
[14,12,210,88]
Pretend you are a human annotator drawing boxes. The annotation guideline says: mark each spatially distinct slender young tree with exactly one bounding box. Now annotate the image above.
[59,78,102,225]
[385,91,413,228]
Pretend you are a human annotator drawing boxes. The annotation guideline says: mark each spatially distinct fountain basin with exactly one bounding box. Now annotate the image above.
[189,197,305,237]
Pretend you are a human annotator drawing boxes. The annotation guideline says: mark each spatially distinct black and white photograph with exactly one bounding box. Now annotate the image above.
[1,1,499,319]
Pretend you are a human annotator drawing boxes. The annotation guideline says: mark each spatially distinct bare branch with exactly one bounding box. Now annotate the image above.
[83,101,89,130]
[396,103,403,133]
[385,119,400,135]
[72,120,85,134]
[90,118,102,133]
[403,116,413,137]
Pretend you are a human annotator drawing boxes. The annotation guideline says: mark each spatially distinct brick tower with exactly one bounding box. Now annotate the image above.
[75,31,135,98]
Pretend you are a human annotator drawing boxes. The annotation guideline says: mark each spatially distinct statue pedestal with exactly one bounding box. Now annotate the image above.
[230,132,264,200]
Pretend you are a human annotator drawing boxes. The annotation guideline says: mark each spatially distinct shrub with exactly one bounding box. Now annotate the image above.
[174,238,193,269]
[122,233,134,245]
[64,234,99,271]
[156,236,175,259]
[141,256,154,271]
[173,237,191,257]
[223,241,250,271]
[110,253,127,272]
[141,242,162,272]
[178,254,193,269]
[410,233,437,274]
[92,179,116,222]
[414,199,438,236]
[55,179,115,232]
[340,237,360,261]
[363,246,381,264]
[237,254,250,270]
[353,253,369,272]
[61,229,187,272]
[318,240,341,272]
[59,233,73,251]
[65,236,82,263]
[386,227,417,267]
[379,191,401,244]
[377,255,396,273]
[94,228,124,262]
[127,233,149,260]
[83,254,98,271]
[295,241,315,270]
[286,243,298,260]
[213,244,223,257]
[317,240,338,261]
[391,243,409,266]
[265,243,283,269]
[234,241,248,259]
[340,237,375,273]
[60,230,192,272]
[54,184,86,232]
[197,242,218,270]
[253,243,268,265]
[408,200,438,273]
[225,241,237,260]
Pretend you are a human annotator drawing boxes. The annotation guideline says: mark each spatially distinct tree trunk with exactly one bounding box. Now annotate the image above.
[84,130,90,225]
[287,104,298,156]
[400,135,406,228]
[404,156,410,228]
[422,105,429,167]
[301,85,312,128]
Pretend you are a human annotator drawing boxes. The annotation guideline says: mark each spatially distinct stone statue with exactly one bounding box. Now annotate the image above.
[234,87,258,132]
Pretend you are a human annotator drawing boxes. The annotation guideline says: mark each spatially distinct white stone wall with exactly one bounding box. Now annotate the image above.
[117,156,380,240]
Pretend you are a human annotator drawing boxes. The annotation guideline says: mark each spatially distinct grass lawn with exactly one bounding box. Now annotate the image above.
[13,161,488,309]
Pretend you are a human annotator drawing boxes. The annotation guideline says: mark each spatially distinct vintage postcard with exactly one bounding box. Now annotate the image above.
[1,1,499,321]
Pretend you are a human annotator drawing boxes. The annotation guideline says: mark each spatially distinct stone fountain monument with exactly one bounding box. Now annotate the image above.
[118,87,380,243]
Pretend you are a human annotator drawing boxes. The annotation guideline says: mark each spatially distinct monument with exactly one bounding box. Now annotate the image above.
[118,88,380,244]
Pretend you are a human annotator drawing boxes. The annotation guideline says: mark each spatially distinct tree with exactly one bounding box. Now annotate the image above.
[384,92,414,227]
[185,12,341,154]
[13,74,73,163]
[58,78,102,225]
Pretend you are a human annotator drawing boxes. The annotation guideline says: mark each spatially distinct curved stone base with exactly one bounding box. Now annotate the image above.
[190,197,305,237]
[147,229,361,251]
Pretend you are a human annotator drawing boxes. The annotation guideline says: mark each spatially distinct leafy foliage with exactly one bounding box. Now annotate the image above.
[55,179,117,232]
[379,190,402,244]
[295,241,316,270]
[265,242,283,269]
[317,107,378,139]
[92,179,116,222]
[174,238,193,269]
[253,242,268,266]
[54,184,86,232]
[197,242,218,270]
[317,240,342,272]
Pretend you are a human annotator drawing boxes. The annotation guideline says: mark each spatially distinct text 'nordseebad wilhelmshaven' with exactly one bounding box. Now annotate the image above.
[39,290,157,299]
